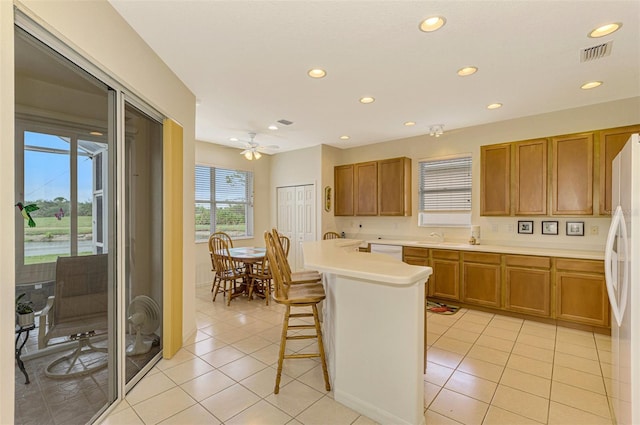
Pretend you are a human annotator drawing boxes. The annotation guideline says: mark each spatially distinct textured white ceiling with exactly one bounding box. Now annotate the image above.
[109,0,640,154]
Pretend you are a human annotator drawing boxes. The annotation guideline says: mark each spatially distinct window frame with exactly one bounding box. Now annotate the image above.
[195,164,254,242]
[15,117,108,284]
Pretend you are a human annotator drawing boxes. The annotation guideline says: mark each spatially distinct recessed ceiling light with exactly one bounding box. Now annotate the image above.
[89,131,103,136]
[487,103,503,110]
[404,121,416,126]
[268,125,278,130]
[589,23,622,38]
[229,137,239,142]
[308,68,327,78]
[581,81,602,90]
[340,135,350,140]
[419,16,446,32]
[360,97,375,104]
[457,66,478,77]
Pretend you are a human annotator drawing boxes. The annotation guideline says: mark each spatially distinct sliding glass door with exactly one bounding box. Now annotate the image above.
[14,20,164,424]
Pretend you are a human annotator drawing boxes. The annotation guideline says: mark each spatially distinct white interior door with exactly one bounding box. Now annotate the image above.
[277,185,316,271]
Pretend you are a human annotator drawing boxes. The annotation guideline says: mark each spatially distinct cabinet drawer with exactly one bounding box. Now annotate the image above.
[463,252,501,264]
[404,256,429,267]
[556,258,603,274]
[432,249,460,260]
[403,246,429,258]
[505,255,550,269]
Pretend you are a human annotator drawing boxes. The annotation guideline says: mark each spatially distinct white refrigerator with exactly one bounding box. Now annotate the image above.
[605,133,640,425]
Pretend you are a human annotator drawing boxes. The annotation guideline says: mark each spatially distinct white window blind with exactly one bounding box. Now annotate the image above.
[418,155,472,227]
[195,165,253,241]
[419,156,472,211]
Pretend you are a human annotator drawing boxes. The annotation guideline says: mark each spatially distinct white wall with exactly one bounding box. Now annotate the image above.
[1,2,196,422]
[194,141,272,286]
[333,97,640,250]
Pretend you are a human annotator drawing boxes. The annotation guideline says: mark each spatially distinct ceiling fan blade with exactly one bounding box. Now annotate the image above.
[240,149,250,155]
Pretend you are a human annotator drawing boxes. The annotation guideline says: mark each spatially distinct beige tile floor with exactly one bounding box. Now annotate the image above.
[104,285,614,425]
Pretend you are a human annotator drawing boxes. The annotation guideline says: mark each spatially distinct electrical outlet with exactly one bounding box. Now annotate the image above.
[507,224,514,233]
[590,225,599,235]
[492,224,499,232]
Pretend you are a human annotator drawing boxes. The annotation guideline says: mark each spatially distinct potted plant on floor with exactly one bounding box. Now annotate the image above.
[15,293,35,327]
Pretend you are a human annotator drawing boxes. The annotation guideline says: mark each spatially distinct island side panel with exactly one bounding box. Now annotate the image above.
[326,273,425,425]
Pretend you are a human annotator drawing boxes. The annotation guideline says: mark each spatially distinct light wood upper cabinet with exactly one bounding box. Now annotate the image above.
[552,134,593,215]
[354,161,378,216]
[378,157,411,216]
[334,157,411,216]
[599,125,640,215]
[480,144,511,216]
[514,139,547,215]
[334,164,354,216]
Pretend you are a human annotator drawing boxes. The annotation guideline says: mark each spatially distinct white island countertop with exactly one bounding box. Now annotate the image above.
[365,239,605,260]
[302,239,431,285]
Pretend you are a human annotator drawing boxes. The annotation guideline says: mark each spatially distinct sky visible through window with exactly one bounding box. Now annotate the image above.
[24,131,93,203]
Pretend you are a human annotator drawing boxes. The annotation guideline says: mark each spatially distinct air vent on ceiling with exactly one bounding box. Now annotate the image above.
[277,119,294,126]
[581,41,612,62]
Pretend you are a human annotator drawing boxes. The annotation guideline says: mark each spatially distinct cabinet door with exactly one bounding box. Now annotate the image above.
[599,125,640,215]
[552,134,593,215]
[334,164,354,216]
[379,157,411,216]
[481,144,511,216]
[505,267,550,317]
[354,161,378,215]
[514,139,547,215]
[556,272,608,327]
[403,246,429,266]
[431,259,459,301]
[462,253,501,308]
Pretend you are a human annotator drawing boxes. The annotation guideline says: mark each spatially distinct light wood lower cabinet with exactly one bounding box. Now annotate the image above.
[400,245,608,329]
[430,250,460,301]
[462,252,501,308]
[504,255,551,317]
[555,259,608,327]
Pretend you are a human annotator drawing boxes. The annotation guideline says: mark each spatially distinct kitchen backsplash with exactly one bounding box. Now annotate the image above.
[336,216,610,252]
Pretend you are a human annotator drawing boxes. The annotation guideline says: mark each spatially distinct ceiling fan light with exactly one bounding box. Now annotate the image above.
[244,151,253,160]
[254,151,262,159]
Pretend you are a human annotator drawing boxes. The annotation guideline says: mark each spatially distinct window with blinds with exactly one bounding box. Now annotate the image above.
[195,165,254,241]
[418,155,472,226]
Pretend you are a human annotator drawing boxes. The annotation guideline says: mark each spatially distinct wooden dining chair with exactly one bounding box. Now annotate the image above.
[209,232,234,301]
[264,231,330,394]
[210,236,244,305]
[272,228,320,282]
[323,231,341,240]
[247,254,272,305]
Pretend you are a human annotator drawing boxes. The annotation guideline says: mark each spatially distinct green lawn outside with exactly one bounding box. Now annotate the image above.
[25,252,93,265]
[24,216,92,240]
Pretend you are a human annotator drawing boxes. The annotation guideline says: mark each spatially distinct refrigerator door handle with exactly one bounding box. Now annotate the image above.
[605,205,629,327]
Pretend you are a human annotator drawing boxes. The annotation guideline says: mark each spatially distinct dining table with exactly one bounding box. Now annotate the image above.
[224,247,268,298]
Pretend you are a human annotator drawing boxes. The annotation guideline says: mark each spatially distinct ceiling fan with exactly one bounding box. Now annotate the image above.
[239,132,279,160]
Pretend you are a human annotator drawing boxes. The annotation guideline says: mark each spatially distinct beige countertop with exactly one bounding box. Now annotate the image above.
[365,239,604,260]
[302,239,432,286]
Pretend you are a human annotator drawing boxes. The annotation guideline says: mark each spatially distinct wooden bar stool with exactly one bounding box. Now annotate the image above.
[264,231,330,394]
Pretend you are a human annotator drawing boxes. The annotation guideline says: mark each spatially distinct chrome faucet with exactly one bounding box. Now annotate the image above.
[429,231,445,243]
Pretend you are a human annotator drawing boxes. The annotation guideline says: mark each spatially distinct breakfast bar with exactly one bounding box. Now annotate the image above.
[302,239,432,425]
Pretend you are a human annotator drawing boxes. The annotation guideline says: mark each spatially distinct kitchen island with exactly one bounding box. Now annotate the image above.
[302,239,432,425]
